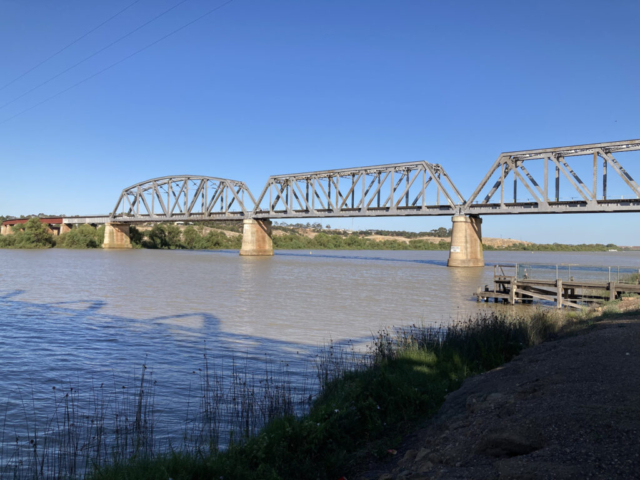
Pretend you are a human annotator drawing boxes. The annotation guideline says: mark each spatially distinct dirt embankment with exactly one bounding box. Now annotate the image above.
[135,225,240,237]
[361,304,640,480]
[363,234,529,247]
[272,228,529,247]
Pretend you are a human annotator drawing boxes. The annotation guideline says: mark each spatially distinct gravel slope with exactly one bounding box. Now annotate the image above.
[359,315,640,480]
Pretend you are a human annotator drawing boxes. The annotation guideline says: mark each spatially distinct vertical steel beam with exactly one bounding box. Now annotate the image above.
[593,152,597,200]
[185,180,189,215]
[405,169,409,206]
[500,163,505,206]
[603,157,607,200]
[167,178,171,217]
[555,160,560,202]
[351,174,355,208]
[513,163,517,203]
[422,169,426,209]
[544,157,548,202]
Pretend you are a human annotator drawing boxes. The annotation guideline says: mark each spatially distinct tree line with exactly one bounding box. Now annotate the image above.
[0,218,622,252]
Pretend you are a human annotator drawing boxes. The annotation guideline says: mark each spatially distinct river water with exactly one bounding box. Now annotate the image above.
[1,248,639,461]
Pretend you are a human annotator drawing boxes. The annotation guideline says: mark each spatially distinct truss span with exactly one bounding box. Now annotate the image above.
[464,139,640,215]
[106,139,640,222]
[251,162,465,218]
[110,176,257,221]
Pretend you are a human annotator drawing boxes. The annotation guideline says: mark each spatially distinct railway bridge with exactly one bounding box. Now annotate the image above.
[4,139,640,267]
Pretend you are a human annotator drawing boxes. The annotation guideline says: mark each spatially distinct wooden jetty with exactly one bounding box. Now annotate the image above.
[476,264,640,309]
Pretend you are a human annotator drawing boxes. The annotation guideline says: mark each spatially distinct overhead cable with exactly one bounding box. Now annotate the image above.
[0,0,236,127]
[0,0,192,112]
[0,0,143,93]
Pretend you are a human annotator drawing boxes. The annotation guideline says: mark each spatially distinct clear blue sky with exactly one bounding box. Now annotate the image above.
[0,0,638,244]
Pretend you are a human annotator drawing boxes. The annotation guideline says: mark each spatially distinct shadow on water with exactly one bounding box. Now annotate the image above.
[0,288,377,473]
[0,288,368,364]
[0,288,370,416]
[0,288,379,475]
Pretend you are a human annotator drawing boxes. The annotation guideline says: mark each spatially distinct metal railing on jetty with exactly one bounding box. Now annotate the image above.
[477,263,640,309]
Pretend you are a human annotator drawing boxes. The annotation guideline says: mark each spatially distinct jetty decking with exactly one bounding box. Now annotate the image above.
[476,263,640,308]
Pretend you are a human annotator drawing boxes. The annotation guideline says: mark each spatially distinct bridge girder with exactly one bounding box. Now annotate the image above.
[110,175,257,221]
[464,139,640,215]
[251,161,465,219]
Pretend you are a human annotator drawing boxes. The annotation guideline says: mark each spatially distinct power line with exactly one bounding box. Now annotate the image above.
[0,0,143,93]
[0,0,192,112]
[0,0,236,127]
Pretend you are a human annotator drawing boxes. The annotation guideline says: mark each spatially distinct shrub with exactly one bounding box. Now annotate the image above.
[8,218,55,248]
[57,224,103,248]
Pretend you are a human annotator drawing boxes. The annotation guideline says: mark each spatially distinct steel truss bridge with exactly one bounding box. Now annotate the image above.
[109,139,640,222]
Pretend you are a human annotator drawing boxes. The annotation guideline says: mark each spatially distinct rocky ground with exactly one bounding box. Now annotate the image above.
[358,312,640,479]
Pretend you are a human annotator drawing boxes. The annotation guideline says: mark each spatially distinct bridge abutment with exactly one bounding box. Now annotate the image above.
[447,215,484,267]
[239,219,274,256]
[103,223,132,249]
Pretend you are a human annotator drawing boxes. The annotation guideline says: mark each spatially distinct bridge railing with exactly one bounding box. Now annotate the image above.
[515,263,640,284]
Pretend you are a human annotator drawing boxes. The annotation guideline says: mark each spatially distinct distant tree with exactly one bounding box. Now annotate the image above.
[325,224,331,229]
[182,226,200,249]
[129,226,144,246]
[145,225,169,249]
[11,218,55,248]
[165,224,182,249]
[57,224,101,248]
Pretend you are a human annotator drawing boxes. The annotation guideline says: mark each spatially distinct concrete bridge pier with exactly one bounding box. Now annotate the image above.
[240,219,274,256]
[447,215,484,267]
[103,223,132,249]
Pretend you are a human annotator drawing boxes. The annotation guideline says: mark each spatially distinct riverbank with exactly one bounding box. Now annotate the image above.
[87,301,639,480]
[0,219,626,251]
[359,299,640,480]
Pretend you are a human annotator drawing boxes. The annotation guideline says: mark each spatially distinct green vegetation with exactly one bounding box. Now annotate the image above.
[488,242,620,252]
[56,224,105,248]
[361,227,452,238]
[0,218,625,252]
[274,232,450,250]
[0,217,55,248]
[133,224,241,250]
[88,305,630,480]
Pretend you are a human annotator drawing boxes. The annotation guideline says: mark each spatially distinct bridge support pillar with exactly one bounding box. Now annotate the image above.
[103,223,132,249]
[240,219,273,256]
[447,215,484,267]
[60,223,72,234]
